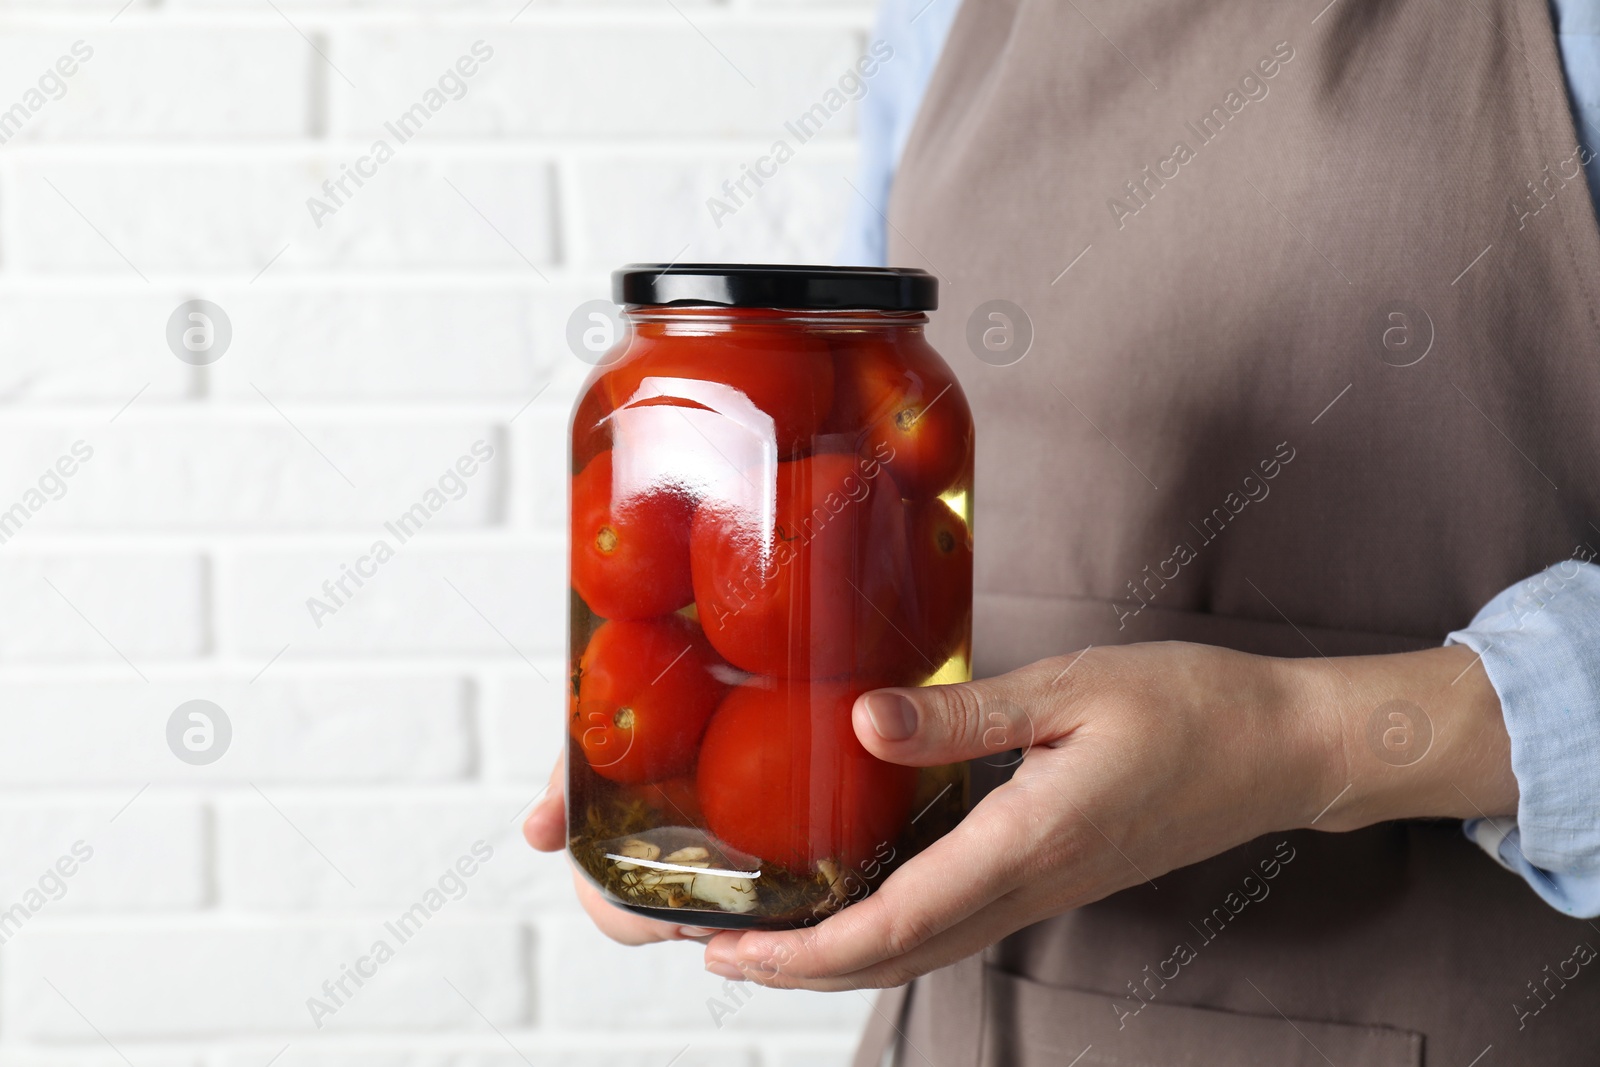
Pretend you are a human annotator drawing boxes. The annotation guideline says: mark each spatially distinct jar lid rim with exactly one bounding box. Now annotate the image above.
[612,263,938,312]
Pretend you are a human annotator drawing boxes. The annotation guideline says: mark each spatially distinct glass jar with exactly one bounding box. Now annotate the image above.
[566,264,973,929]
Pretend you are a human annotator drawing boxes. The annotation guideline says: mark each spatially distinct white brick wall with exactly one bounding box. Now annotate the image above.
[0,0,878,1063]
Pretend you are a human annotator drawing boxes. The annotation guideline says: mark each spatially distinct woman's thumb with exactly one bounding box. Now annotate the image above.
[852,680,1038,765]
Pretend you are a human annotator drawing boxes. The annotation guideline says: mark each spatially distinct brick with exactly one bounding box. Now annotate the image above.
[333,27,864,139]
[0,553,204,663]
[0,1,138,10]
[482,670,566,785]
[0,289,190,402]
[212,1047,754,1067]
[204,285,560,401]
[0,31,308,141]
[567,152,855,268]
[13,156,557,273]
[536,915,872,1032]
[0,800,205,913]
[3,921,529,1037]
[177,0,707,6]
[0,678,471,785]
[217,795,571,910]
[0,421,506,531]
[508,402,573,535]
[0,1055,194,1067]
[766,1042,862,1067]
[226,548,566,658]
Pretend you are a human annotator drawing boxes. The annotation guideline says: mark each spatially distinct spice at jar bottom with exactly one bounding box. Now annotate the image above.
[566,264,974,930]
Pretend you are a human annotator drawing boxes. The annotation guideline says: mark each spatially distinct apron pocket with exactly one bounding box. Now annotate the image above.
[977,967,1422,1067]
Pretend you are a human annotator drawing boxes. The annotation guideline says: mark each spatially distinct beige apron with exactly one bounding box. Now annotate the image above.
[857,0,1600,1063]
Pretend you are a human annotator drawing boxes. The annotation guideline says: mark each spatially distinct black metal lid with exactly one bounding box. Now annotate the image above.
[612,263,937,311]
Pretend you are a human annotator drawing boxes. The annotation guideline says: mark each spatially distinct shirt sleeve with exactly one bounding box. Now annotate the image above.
[1551,0,1600,220]
[1447,558,1600,917]
[836,0,963,267]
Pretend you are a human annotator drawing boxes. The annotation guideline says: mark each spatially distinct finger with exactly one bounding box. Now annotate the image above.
[724,883,1041,992]
[707,781,1038,981]
[522,755,566,852]
[853,672,1048,766]
[570,864,716,945]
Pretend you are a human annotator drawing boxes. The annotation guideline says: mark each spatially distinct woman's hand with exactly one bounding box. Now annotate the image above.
[697,640,1516,990]
[522,755,719,944]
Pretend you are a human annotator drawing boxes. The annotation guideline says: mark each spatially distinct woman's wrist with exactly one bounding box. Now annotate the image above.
[1282,645,1518,833]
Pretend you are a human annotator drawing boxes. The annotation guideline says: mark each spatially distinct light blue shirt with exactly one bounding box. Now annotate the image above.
[845,0,1600,917]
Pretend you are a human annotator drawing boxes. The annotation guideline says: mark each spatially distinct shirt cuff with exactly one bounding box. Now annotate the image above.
[1447,559,1600,917]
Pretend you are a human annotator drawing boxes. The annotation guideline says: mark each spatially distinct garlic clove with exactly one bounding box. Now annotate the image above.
[612,838,662,871]
[663,846,710,863]
[691,875,758,914]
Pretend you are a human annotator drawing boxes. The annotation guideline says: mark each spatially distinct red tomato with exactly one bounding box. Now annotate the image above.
[829,337,972,499]
[856,498,973,685]
[569,615,728,783]
[696,679,918,871]
[906,497,973,668]
[570,450,695,620]
[605,328,834,455]
[690,451,903,678]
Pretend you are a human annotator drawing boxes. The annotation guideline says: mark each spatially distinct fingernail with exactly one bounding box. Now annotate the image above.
[864,692,918,741]
[678,926,717,939]
[706,961,745,981]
